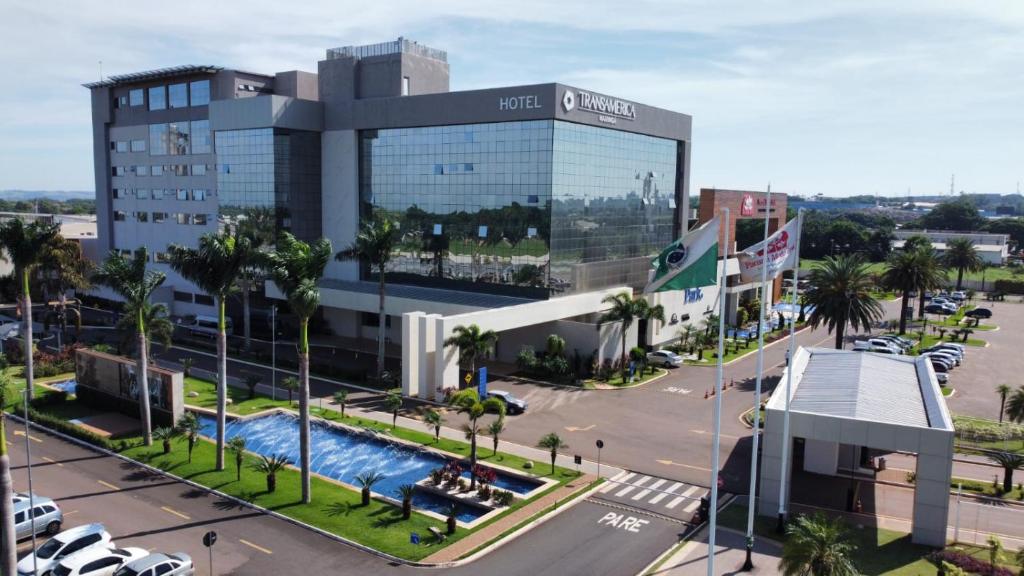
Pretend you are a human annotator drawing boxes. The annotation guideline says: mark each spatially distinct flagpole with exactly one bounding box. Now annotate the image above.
[776,208,804,533]
[707,208,729,576]
[743,185,772,571]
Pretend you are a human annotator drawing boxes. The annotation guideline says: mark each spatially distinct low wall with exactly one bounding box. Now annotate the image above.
[74,348,185,428]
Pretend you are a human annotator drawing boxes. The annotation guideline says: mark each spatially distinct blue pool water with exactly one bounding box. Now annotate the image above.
[197,413,540,522]
[51,380,77,394]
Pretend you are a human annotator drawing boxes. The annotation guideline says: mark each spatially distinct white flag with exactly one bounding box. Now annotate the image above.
[736,217,799,283]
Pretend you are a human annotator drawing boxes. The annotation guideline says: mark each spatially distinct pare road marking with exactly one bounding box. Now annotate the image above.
[597,511,650,533]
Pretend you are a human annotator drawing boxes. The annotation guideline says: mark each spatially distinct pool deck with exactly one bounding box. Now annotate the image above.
[422,473,597,564]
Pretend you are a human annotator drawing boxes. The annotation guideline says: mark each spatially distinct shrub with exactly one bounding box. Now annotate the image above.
[476,484,492,501]
[428,468,444,486]
[472,464,497,485]
[516,346,538,372]
[993,279,1024,295]
[493,489,515,507]
[929,550,1014,576]
[29,390,68,408]
[22,405,114,450]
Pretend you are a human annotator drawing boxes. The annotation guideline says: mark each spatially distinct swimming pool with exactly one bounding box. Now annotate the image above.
[50,380,77,395]
[196,412,541,522]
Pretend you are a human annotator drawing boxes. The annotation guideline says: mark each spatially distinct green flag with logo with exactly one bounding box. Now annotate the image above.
[644,217,720,294]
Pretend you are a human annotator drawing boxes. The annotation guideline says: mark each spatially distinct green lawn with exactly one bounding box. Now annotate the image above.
[582,367,667,388]
[185,376,295,416]
[952,476,1024,501]
[887,333,986,352]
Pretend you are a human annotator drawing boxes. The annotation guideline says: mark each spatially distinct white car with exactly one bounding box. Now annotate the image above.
[646,349,684,367]
[113,552,194,576]
[53,547,149,576]
[951,291,967,301]
[18,523,114,576]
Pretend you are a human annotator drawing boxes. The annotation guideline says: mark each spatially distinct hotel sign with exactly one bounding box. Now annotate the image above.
[562,89,637,122]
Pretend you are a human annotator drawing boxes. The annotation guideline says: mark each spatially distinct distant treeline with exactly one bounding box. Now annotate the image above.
[0,198,95,215]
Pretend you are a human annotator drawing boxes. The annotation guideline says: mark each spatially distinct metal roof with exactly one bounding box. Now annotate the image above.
[83,65,223,89]
[781,348,943,429]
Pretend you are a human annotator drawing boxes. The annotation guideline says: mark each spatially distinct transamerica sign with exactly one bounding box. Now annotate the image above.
[562,88,637,121]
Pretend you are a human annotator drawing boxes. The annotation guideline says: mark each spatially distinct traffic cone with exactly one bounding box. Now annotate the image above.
[704,389,709,399]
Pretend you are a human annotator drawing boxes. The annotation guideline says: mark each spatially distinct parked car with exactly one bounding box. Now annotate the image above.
[965,308,992,319]
[925,354,955,370]
[931,296,951,305]
[17,523,113,576]
[867,339,903,354]
[924,304,954,315]
[485,390,527,414]
[185,314,233,338]
[878,335,914,349]
[646,349,684,367]
[923,350,960,366]
[929,360,951,373]
[951,291,967,301]
[54,547,149,576]
[14,496,62,540]
[941,303,959,314]
[922,346,963,362]
[113,552,194,576]
[935,372,949,384]
[933,342,966,353]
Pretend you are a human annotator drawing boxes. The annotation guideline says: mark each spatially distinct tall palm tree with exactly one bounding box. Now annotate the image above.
[779,512,859,576]
[114,300,173,360]
[262,232,331,504]
[335,212,401,381]
[805,255,884,349]
[997,384,1012,423]
[0,377,16,574]
[177,412,200,464]
[537,432,567,474]
[449,389,505,490]
[444,324,499,377]
[944,237,984,290]
[987,452,1024,493]
[0,218,61,402]
[235,206,275,352]
[39,234,92,348]
[1007,386,1024,424]
[383,392,402,429]
[488,418,505,456]
[423,408,444,442]
[881,248,947,335]
[914,248,947,320]
[597,292,665,379]
[168,229,250,471]
[93,247,166,446]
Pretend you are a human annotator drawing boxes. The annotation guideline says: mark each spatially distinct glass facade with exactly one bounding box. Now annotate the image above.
[168,83,188,108]
[358,120,680,298]
[190,80,210,106]
[216,128,322,241]
[148,86,166,110]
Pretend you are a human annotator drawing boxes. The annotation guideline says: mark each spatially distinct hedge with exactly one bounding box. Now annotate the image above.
[18,404,118,451]
[993,279,1024,294]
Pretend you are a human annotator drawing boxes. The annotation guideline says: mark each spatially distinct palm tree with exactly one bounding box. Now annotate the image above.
[545,334,566,358]
[262,232,331,504]
[114,301,173,360]
[397,484,416,520]
[424,409,444,442]
[987,452,1024,493]
[676,324,695,352]
[779,512,859,576]
[805,255,884,349]
[177,412,200,464]
[333,390,349,417]
[450,389,505,489]
[355,471,386,506]
[597,292,665,379]
[537,432,567,474]
[881,248,947,335]
[913,249,946,320]
[0,218,61,402]
[336,212,401,381]
[228,436,246,482]
[443,324,499,377]
[383,392,402,428]
[244,374,262,400]
[93,247,166,445]
[235,206,275,352]
[0,378,17,575]
[944,238,984,290]
[169,229,250,471]
[153,426,180,455]
[282,376,299,404]
[997,384,1012,423]
[250,453,291,493]
[39,235,92,349]
[488,418,505,456]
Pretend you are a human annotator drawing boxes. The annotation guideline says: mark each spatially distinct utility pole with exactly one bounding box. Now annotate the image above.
[950,174,955,196]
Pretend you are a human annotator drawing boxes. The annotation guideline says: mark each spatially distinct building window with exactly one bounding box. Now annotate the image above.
[173,291,193,303]
[191,189,207,201]
[189,80,210,106]
[111,166,126,177]
[149,124,168,155]
[129,89,144,107]
[194,214,208,225]
[148,85,166,111]
[168,122,190,155]
[176,189,188,201]
[136,189,150,199]
[152,189,164,199]
[191,164,207,176]
[113,211,126,222]
[194,293,214,306]
[114,95,127,109]
[172,164,189,176]
[114,141,128,153]
[135,212,148,222]
[132,165,149,177]
[176,213,192,225]
[402,76,410,96]
[152,212,167,223]
[150,165,163,177]
[131,140,146,152]
[168,83,188,108]
[190,120,211,154]
[112,188,125,199]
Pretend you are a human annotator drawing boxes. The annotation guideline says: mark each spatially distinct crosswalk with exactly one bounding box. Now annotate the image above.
[595,471,707,520]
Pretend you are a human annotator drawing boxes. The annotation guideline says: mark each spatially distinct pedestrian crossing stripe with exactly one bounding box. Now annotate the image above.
[598,473,707,513]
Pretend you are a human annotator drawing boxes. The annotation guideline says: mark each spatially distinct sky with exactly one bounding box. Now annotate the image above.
[0,0,1021,197]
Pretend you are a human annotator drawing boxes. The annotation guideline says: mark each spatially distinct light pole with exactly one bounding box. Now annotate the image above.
[23,389,38,576]
[595,439,604,480]
[271,305,277,401]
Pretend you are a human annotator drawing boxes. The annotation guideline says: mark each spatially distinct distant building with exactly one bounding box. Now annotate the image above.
[893,230,1007,264]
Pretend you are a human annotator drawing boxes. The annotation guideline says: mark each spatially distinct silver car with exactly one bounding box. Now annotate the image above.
[646,350,684,367]
[113,553,194,576]
[14,496,62,540]
[17,523,113,576]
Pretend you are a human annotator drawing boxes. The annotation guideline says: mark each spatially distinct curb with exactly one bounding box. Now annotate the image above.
[636,493,737,576]
[687,323,811,368]
[584,368,672,391]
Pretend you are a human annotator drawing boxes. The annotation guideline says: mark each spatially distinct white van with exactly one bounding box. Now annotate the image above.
[188,315,233,338]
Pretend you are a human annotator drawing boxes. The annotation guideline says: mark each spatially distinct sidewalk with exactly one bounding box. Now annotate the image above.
[650,526,782,575]
[422,473,596,564]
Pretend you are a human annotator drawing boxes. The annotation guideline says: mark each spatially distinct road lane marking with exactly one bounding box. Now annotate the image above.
[598,481,619,494]
[42,456,63,467]
[64,510,78,516]
[682,499,700,514]
[689,429,740,440]
[680,485,701,499]
[599,471,635,493]
[614,485,636,498]
[656,459,712,472]
[160,506,190,520]
[631,489,652,501]
[665,496,685,509]
[97,480,120,491]
[633,476,651,488]
[13,430,42,443]
[648,492,668,504]
[239,539,273,554]
[664,482,683,494]
[647,479,667,491]
[564,424,596,432]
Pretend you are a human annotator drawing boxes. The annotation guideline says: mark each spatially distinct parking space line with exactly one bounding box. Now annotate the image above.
[97,480,120,491]
[665,496,685,509]
[614,485,636,498]
[42,456,63,467]
[631,489,652,501]
[240,539,273,555]
[160,506,190,520]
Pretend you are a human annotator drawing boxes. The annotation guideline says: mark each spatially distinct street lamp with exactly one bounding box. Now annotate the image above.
[23,389,39,576]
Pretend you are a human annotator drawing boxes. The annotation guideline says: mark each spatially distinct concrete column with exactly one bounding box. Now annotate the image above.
[758,408,785,516]
[434,319,459,400]
[912,431,954,546]
[418,314,440,401]
[401,312,424,397]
